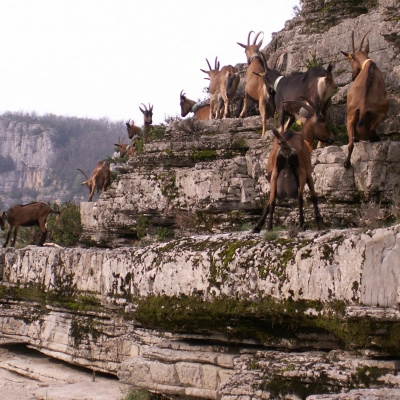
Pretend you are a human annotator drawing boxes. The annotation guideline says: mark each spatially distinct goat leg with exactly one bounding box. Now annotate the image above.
[252,203,270,233]
[311,194,323,227]
[306,177,323,227]
[297,193,304,228]
[38,231,47,246]
[3,229,11,247]
[267,199,276,231]
[11,227,18,247]
[239,95,248,118]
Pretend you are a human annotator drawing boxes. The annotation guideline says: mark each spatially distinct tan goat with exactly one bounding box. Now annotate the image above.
[237,31,274,137]
[77,161,111,202]
[179,90,212,120]
[200,57,240,119]
[341,31,389,168]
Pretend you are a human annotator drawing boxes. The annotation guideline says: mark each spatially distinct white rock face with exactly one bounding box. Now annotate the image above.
[1,224,400,398]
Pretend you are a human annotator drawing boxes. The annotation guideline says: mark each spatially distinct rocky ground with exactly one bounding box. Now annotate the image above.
[0,339,132,400]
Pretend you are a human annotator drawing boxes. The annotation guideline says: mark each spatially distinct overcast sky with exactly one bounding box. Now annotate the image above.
[0,0,299,125]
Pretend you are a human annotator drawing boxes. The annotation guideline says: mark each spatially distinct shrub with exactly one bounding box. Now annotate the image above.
[47,201,83,246]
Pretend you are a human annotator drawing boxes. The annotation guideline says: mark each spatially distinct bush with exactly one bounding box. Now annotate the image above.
[47,201,82,246]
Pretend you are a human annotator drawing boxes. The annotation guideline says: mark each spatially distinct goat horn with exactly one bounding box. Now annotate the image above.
[180,90,186,97]
[247,30,255,45]
[358,29,372,52]
[206,58,212,70]
[253,31,264,45]
[271,50,287,70]
[272,128,283,141]
[77,168,89,181]
[351,31,355,54]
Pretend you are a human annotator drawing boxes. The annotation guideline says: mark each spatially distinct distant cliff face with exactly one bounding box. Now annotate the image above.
[0,118,58,207]
[0,115,124,209]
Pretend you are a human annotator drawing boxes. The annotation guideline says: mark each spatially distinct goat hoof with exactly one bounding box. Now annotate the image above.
[344,161,351,169]
[252,226,261,234]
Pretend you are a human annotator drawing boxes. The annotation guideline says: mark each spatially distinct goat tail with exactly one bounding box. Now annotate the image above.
[356,111,374,140]
[77,168,89,180]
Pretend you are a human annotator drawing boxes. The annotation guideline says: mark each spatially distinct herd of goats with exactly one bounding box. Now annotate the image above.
[0,30,389,247]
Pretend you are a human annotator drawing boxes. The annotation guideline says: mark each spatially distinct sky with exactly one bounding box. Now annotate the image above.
[0,0,299,125]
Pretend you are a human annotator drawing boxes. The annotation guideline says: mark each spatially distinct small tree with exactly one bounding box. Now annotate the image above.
[47,201,83,246]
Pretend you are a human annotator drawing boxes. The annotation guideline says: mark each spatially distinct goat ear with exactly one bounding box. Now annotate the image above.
[341,51,352,59]
[200,69,210,75]
[364,39,369,55]
[253,72,264,77]
[237,42,247,49]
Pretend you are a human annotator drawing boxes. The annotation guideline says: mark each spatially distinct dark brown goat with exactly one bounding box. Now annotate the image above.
[252,129,322,232]
[77,161,111,202]
[180,90,211,120]
[341,31,389,168]
[256,58,336,135]
[0,202,60,247]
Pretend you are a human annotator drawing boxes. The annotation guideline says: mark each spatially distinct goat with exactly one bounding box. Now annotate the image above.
[139,103,153,144]
[114,137,137,160]
[126,119,141,140]
[252,128,323,232]
[77,161,111,202]
[255,56,336,135]
[341,31,389,168]
[237,31,275,137]
[282,98,335,149]
[200,57,240,119]
[0,202,60,247]
[180,90,211,120]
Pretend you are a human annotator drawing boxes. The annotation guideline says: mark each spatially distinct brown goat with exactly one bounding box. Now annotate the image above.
[252,128,322,232]
[201,57,240,119]
[139,103,153,144]
[179,90,211,120]
[126,119,141,139]
[283,98,335,149]
[341,31,389,168]
[237,31,274,137]
[0,202,60,247]
[114,137,137,160]
[77,161,111,202]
